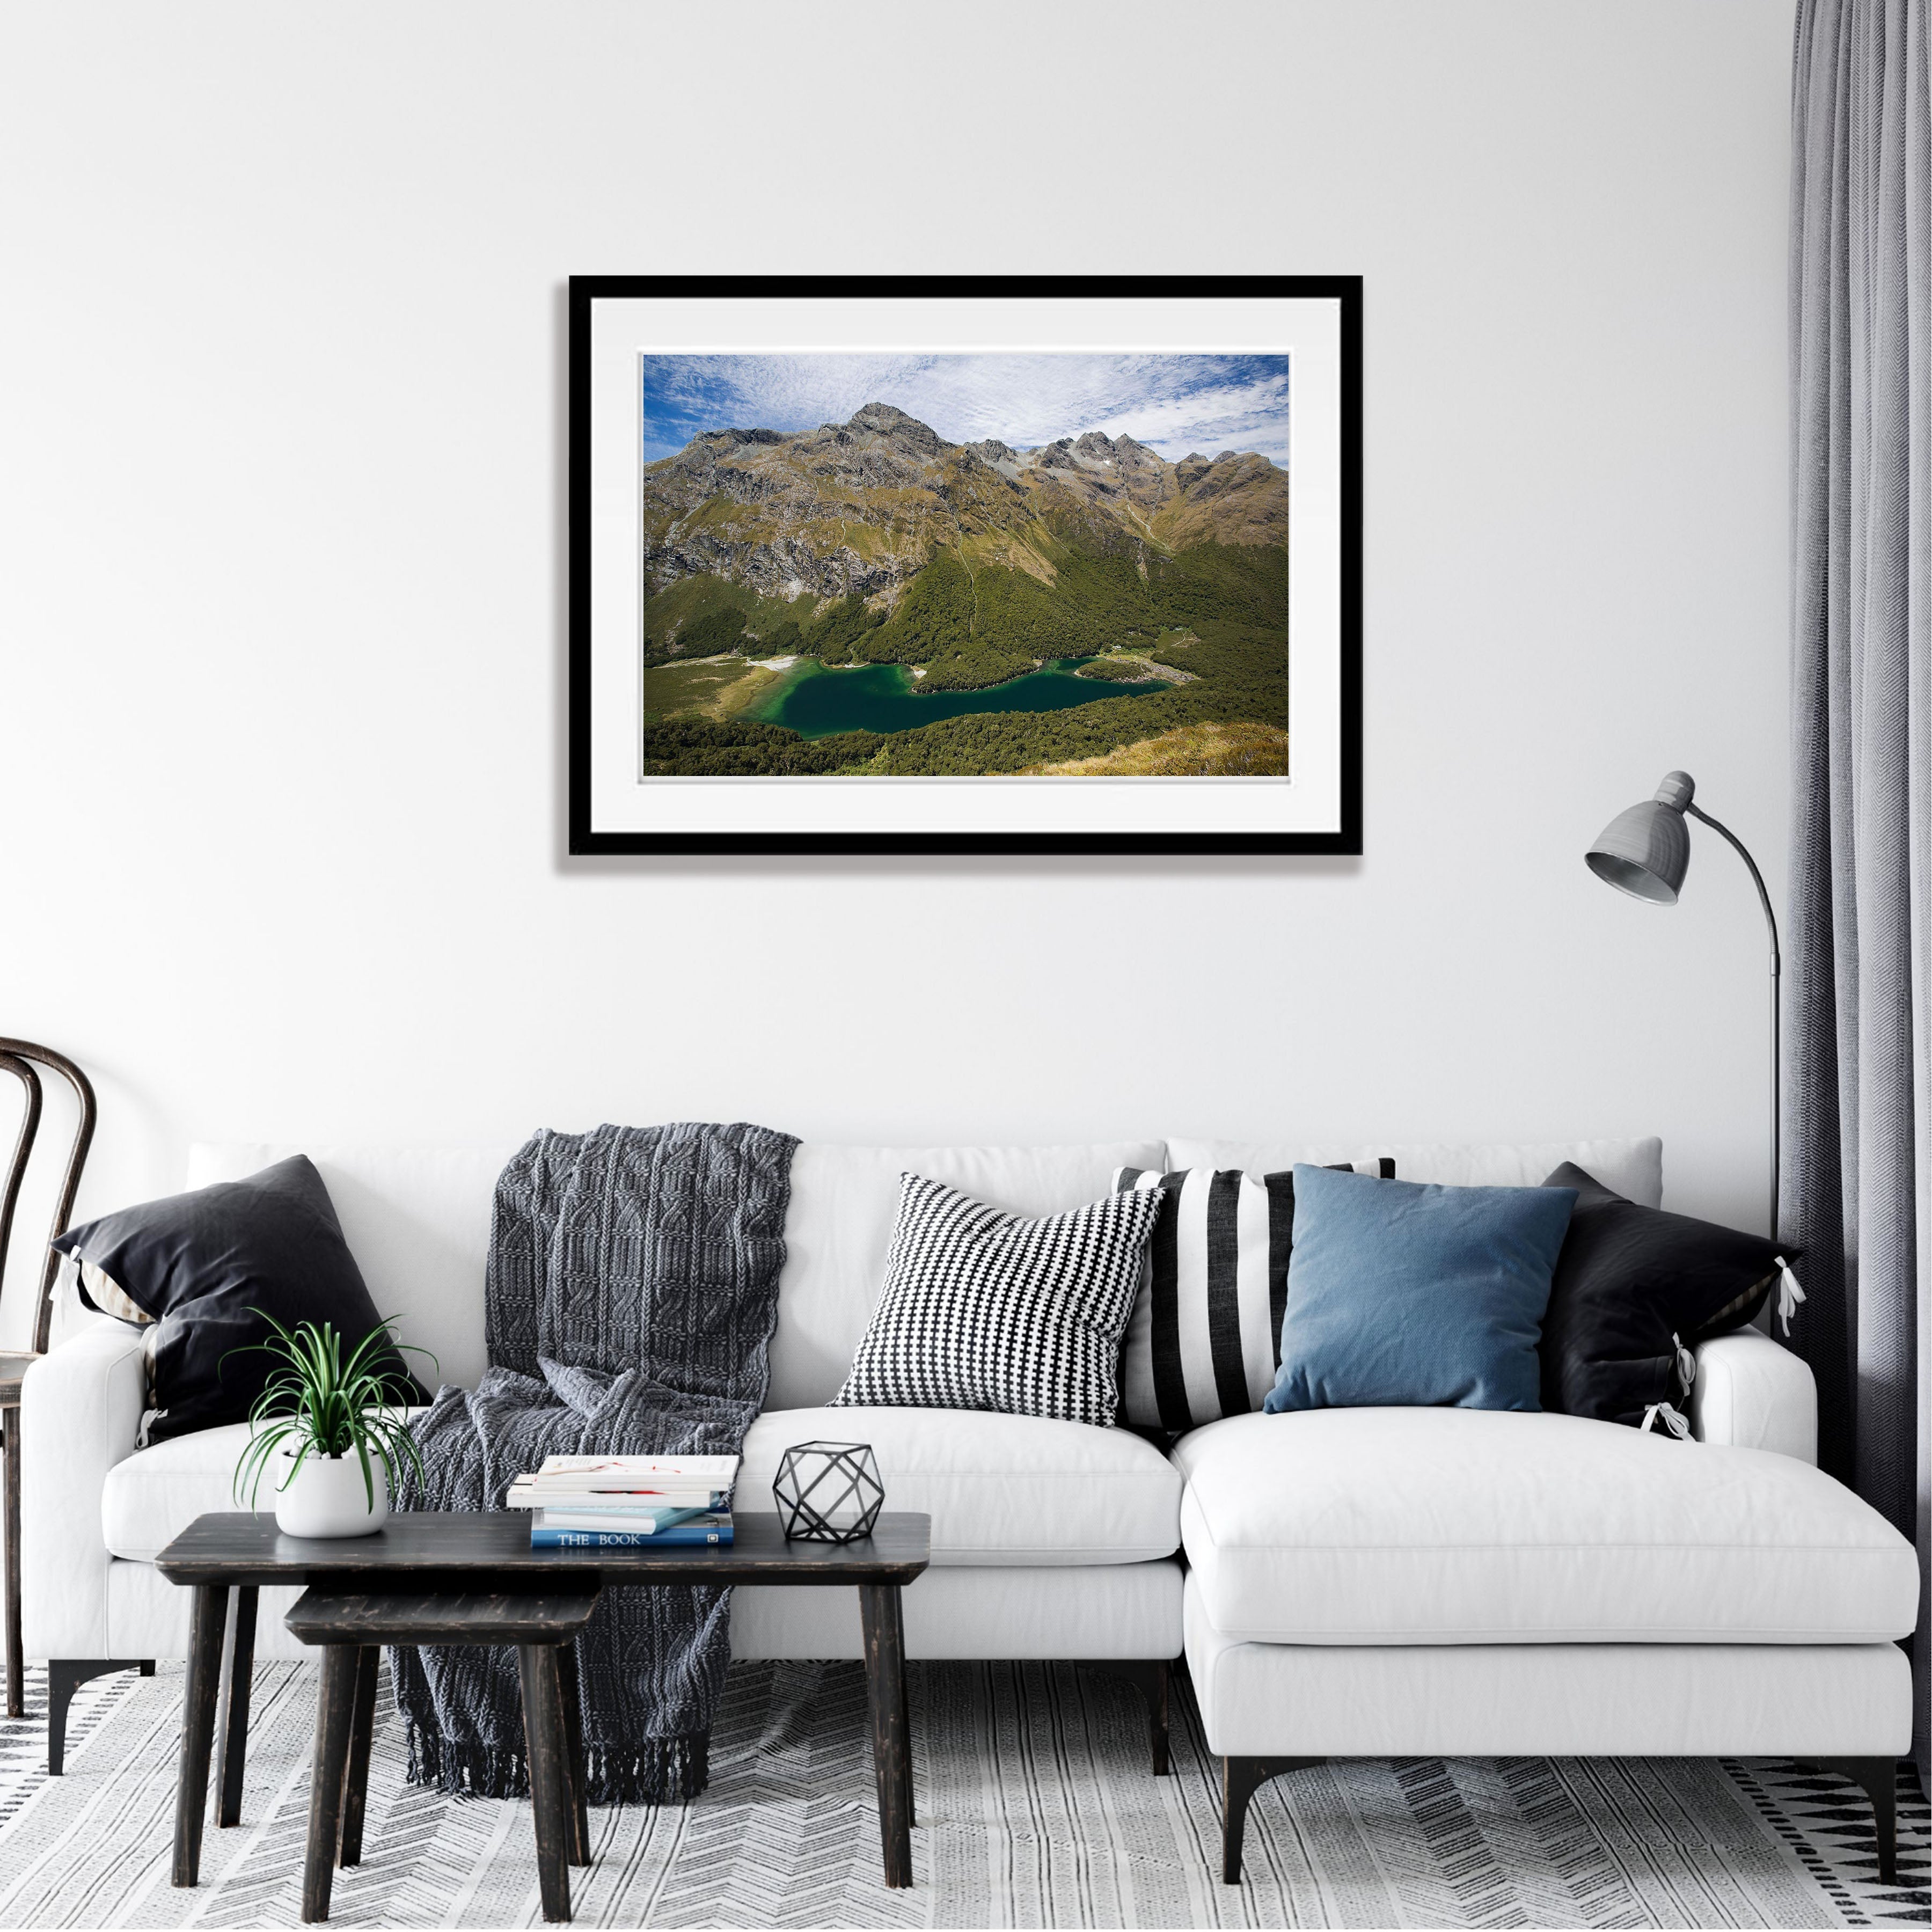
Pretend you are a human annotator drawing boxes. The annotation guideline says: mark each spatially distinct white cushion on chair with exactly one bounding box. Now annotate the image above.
[1174,1407,1920,1644]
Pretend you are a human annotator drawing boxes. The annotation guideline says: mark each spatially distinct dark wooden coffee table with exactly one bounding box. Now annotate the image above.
[155,1511,931,1890]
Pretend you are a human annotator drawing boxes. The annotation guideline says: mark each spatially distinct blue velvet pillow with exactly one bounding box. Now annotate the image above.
[1262,1165,1578,1414]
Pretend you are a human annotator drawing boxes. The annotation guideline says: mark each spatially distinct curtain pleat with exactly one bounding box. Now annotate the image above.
[1788,0,1932,1782]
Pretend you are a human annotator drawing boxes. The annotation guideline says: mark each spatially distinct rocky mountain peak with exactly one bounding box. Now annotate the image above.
[845,401,944,454]
[1072,430,1116,461]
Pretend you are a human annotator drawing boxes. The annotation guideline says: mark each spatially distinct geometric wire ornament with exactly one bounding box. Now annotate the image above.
[772,1440,884,1543]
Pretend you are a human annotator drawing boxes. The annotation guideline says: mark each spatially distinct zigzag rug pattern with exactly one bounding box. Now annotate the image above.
[0,1660,1921,1927]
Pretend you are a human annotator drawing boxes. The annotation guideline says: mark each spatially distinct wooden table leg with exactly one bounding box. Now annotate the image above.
[337,1646,379,1868]
[173,1583,228,1887]
[555,1639,591,1866]
[517,1644,573,1923]
[215,1585,258,1827]
[888,1585,913,1829]
[859,1583,912,1889]
[301,1646,360,1923]
[3,1403,22,1721]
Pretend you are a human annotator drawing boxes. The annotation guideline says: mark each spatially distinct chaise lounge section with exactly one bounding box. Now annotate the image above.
[1179,1384,1919,1882]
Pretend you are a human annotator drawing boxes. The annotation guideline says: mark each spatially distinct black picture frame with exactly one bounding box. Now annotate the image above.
[569,275,1361,856]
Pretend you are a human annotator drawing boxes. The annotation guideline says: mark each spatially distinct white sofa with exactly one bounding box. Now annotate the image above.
[19,1132,1919,1884]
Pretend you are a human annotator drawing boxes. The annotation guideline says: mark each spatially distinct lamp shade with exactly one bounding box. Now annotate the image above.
[1585,771,1694,904]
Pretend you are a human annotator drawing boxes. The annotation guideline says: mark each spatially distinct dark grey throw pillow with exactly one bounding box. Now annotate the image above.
[1538,1161,1796,1432]
[53,1155,429,1441]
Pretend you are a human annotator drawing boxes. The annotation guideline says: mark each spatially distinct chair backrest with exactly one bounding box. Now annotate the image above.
[0,1039,97,1356]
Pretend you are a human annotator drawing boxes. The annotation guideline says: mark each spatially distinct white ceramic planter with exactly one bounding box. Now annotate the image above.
[272,1446,390,1539]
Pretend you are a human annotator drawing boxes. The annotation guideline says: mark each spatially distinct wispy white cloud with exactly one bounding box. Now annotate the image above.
[640,353,1292,467]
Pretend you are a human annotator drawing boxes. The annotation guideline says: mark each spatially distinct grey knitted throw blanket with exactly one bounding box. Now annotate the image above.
[392,1121,798,1804]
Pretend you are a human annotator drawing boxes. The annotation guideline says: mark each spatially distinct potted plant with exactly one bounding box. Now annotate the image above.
[230,1313,435,1539]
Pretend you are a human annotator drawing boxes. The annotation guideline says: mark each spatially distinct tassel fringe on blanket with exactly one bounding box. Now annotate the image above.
[391,1121,797,1805]
[406,1720,710,1806]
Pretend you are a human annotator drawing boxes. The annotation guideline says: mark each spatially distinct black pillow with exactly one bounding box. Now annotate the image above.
[1538,1161,1797,1431]
[53,1155,429,1442]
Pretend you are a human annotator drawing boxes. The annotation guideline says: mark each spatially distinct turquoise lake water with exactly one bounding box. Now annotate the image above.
[751,657,1163,741]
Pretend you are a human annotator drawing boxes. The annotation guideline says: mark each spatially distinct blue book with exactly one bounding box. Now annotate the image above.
[530,1523,733,1549]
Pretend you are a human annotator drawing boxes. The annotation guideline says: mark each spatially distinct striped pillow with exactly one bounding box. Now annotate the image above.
[1111,1160,1395,1431]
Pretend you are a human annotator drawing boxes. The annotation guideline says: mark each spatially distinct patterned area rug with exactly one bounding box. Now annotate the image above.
[0,1659,1922,1928]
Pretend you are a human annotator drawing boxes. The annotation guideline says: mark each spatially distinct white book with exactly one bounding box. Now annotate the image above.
[527,1454,740,1490]
[504,1488,728,1512]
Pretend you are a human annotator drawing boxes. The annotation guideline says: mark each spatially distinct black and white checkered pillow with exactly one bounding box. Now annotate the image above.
[1113,1158,1395,1431]
[829,1172,1166,1425]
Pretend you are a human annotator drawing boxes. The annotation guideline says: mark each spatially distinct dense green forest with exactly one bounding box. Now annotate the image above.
[643,718,881,777]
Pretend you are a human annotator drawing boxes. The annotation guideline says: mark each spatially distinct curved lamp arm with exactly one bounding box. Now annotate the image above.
[1685,803,1782,974]
[1684,804,1782,1241]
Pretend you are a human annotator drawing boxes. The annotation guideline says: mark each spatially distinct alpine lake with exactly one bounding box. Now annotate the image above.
[747,656,1164,741]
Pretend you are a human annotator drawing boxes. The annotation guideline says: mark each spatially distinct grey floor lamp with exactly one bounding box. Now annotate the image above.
[1585,770,1782,1240]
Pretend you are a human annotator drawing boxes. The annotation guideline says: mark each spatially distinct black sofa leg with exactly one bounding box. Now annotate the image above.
[48,1659,152,1774]
[1078,1660,1174,1775]
[1221,1755,1324,1884]
[1806,1757,1899,1886]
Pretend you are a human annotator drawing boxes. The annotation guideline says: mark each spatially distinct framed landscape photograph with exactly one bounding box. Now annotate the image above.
[568,275,1360,854]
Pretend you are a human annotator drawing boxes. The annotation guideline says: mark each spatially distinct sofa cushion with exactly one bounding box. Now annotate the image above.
[1174,1407,1920,1643]
[106,1403,1186,1569]
[1263,1166,1577,1415]
[1540,1161,1792,1429]
[103,1421,259,1561]
[56,1155,429,1443]
[741,1407,1181,1564]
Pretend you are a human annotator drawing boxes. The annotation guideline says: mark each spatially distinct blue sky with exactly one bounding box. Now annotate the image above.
[640,352,1291,469]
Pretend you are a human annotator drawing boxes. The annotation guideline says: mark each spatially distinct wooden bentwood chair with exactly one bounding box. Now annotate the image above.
[0,1038,99,1722]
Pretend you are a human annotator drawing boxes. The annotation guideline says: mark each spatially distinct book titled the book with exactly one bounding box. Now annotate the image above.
[530,1518,733,1549]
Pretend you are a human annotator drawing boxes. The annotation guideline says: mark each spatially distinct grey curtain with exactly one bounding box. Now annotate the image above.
[1788,0,1931,1781]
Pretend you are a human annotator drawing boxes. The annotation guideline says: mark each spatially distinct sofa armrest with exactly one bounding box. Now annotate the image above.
[20,1322,147,1658]
[1689,1328,1817,1462]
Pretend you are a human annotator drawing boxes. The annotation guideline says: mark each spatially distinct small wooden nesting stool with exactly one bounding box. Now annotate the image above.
[283,1586,597,1925]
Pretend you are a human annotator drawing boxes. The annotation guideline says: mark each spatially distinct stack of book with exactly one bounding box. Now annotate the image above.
[508,1453,738,1548]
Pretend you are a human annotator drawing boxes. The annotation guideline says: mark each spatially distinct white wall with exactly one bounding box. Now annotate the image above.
[0,1,1795,1340]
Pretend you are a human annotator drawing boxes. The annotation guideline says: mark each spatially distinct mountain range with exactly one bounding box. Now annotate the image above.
[639,398,1294,779]
[640,400,1291,616]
